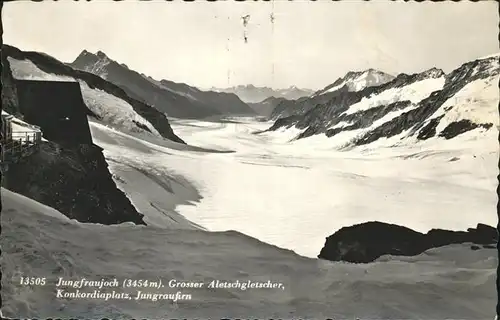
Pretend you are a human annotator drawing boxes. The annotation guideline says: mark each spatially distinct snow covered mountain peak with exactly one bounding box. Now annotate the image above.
[313,69,395,97]
[267,53,498,150]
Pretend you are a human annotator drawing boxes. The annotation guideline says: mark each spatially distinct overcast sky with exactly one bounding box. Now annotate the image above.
[3,1,498,90]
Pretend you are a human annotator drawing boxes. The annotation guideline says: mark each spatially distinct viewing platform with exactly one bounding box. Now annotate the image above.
[1,111,42,169]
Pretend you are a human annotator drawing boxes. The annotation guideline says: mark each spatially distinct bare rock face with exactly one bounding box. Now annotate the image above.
[318,221,498,263]
[6,142,145,225]
[268,56,498,145]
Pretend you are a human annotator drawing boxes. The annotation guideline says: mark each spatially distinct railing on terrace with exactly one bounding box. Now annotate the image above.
[1,131,42,164]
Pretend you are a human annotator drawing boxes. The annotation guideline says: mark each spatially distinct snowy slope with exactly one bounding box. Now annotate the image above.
[3,46,498,319]
[430,75,499,134]
[8,57,162,136]
[85,116,498,259]
[267,55,499,149]
[343,76,445,115]
[269,69,433,121]
[3,110,40,134]
[70,50,256,118]
[2,187,497,319]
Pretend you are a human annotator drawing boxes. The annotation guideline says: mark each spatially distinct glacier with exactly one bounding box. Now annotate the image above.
[2,48,498,319]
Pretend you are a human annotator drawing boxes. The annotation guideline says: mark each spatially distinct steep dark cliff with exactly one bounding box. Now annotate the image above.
[3,44,185,144]
[5,142,144,225]
[318,221,498,263]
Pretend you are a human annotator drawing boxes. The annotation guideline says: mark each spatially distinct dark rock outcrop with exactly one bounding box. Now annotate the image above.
[5,141,144,225]
[70,50,256,118]
[318,221,498,263]
[416,115,444,140]
[438,119,493,140]
[311,69,395,97]
[3,44,185,144]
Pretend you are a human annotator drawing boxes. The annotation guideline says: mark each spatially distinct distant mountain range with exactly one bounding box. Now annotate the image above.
[5,43,498,153]
[216,71,393,117]
[265,54,499,148]
[247,96,289,118]
[70,50,256,119]
[212,84,315,104]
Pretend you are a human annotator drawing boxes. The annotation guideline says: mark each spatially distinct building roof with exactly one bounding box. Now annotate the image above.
[1,110,13,120]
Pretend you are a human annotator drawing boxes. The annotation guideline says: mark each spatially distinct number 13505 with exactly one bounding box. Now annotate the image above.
[20,277,46,286]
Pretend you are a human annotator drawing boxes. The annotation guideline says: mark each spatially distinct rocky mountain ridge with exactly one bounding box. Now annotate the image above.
[247,96,288,117]
[266,56,499,147]
[70,50,256,118]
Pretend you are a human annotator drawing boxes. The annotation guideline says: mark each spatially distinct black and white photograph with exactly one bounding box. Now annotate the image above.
[1,1,499,318]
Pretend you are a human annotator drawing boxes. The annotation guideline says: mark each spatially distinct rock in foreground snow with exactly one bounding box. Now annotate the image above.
[318,221,498,263]
[1,189,497,319]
